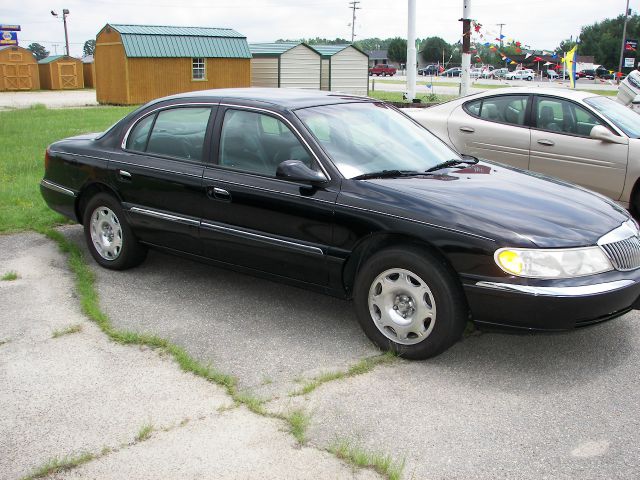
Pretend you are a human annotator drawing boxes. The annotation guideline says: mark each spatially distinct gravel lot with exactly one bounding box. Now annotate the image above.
[0,89,98,110]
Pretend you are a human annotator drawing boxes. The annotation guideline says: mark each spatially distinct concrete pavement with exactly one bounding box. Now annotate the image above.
[57,224,640,480]
[0,232,380,480]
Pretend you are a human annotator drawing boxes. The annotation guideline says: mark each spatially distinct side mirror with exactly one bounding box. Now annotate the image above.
[276,160,327,185]
[632,94,640,105]
[590,125,628,145]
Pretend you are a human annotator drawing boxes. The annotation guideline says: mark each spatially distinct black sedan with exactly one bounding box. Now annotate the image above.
[41,88,640,359]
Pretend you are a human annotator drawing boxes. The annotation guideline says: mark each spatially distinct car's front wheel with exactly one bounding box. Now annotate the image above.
[353,247,467,359]
[82,193,147,270]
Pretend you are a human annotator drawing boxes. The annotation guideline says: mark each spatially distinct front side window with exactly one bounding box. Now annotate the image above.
[126,107,211,161]
[192,58,206,80]
[296,102,459,179]
[219,109,312,176]
[535,97,602,136]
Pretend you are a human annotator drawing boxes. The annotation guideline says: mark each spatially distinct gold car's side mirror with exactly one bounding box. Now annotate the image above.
[589,125,628,145]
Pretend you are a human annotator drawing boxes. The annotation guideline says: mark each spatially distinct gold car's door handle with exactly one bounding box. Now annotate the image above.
[537,139,555,146]
[459,126,475,133]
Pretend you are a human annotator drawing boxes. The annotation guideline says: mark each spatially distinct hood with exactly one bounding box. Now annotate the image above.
[364,161,630,248]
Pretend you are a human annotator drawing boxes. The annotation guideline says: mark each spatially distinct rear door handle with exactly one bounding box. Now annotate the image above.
[537,139,555,146]
[118,169,132,181]
[459,126,475,133]
[206,186,231,201]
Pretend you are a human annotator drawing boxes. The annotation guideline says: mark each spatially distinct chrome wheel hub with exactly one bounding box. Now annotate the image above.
[89,206,123,261]
[368,268,436,345]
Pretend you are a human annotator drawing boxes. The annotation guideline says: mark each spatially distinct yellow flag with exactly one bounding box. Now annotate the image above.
[565,45,578,88]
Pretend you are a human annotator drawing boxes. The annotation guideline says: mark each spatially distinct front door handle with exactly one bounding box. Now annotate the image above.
[206,186,231,201]
[459,126,475,133]
[537,139,555,146]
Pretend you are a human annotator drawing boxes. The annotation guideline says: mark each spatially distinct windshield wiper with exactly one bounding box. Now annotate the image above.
[425,156,479,173]
[352,170,424,180]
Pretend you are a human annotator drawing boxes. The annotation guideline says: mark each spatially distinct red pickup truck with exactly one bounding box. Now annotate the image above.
[369,64,397,76]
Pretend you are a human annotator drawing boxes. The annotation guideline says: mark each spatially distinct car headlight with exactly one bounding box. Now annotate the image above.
[495,247,613,278]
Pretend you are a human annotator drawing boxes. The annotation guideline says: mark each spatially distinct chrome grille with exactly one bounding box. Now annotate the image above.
[600,235,640,271]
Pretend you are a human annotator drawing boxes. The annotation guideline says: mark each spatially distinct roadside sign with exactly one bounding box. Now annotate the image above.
[625,57,635,68]
[625,39,638,51]
[0,31,17,45]
[0,24,21,31]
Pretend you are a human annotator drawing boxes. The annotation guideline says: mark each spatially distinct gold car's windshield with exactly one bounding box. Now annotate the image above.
[584,96,640,139]
[295,102,460,179]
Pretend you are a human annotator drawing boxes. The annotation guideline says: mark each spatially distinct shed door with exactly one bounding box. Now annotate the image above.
[58,62,78,88]
[2,64,32,90]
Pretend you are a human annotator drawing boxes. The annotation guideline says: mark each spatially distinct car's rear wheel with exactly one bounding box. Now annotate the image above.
[83,193,147,270]
[353,247,467,359]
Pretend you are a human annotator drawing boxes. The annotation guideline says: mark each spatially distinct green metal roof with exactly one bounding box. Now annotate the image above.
[249,42,316,57]
[311,44,368,58]
[106,24,251,59]
[38,55,71,64]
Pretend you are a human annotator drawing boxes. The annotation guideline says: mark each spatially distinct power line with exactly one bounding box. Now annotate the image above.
[348,1,361,43]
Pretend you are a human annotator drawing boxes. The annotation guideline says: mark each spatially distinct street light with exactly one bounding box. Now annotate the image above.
[51,9,70,56]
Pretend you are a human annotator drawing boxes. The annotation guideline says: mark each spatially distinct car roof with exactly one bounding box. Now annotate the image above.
[462,87,601,102]
[161,87,375,109]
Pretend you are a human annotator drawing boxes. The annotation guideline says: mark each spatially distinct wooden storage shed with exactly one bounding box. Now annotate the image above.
[95,24,251,105]
[38,55,84,90]
[0,45,40,91]
[249,42,321,89]
[313,44,369,95]
[82,55,95,88]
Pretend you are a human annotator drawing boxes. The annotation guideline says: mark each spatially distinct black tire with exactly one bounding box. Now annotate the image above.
[82,192,147,270]
[353,246,467,360]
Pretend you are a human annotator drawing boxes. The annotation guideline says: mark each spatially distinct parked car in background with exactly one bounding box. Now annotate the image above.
[407,87,640,211]
[418,64,439,76]
[39,88,640,359]
[492,68,509,79]
[505,69,534,81]
[480,66,495,78]
[617,70,640,113]
[470,68,483,78]
[369,64,397,76]
[442,67,462,77]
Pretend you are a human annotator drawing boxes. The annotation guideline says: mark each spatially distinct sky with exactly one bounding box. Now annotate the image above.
[3,0,633,57]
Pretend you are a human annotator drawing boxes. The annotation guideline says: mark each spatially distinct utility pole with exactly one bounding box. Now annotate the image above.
[348,1,361,43]
[496,23,506,68]
[617,0,631,81]
[460,0,471,96]
[51,9,70,56]
[407,0,416,101]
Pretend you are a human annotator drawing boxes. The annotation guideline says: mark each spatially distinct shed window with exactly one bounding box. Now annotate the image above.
[192,58,206,80]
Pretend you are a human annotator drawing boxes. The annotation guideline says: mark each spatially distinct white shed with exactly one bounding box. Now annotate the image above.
[249,42,321,89]
[312,44,369,95]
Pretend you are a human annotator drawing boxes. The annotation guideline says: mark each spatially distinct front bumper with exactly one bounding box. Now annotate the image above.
[464,275,640,330]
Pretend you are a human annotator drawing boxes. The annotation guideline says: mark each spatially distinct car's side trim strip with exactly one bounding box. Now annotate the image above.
[110,159,203,179]
[48,150,111,163]
[128,207,200,226]
[201,221,324,256]
[40,179,77,197]
[475,280,635,297]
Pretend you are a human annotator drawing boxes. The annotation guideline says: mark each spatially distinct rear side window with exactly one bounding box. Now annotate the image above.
[126,107,212,162]
[126,115,154,152]
[464,95,529,126]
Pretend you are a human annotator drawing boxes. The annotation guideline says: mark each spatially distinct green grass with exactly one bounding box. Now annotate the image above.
[367,90,457,104]
[582,89,618,96]
[1,271,18,281]
[330,439,405,480]
[134,423,153,442]
[288,409,311,444]
[291,352,396,397]
[21,452,95,480]
[52,324,82,338]
[0,105,135,233]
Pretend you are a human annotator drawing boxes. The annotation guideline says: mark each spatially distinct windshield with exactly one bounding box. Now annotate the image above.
[584,96,640,139]
[295,102,459,178]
